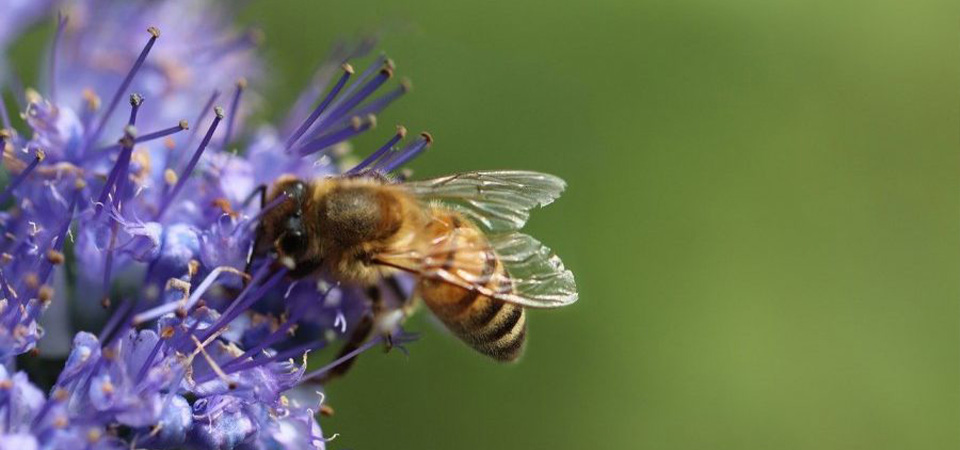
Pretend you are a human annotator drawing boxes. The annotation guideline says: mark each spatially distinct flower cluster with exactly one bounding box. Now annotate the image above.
[0,1,424,448]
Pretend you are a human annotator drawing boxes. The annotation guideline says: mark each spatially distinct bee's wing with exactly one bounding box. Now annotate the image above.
[486,232,578,308]
[404,170,566,233]
[377,230,578,309]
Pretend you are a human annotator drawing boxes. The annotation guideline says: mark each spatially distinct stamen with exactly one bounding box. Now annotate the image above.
[134,328,168,383]
[332,78,410,128]
[110,97,142,209]
[155,107,224,220]
[299,335,386,384]
[32,192,78,295]
[348,125,407,173]
[221,78,246,147]
[101,221,119,307]
[168,90,219,173]
[97,298,134,344]
[190,335,236,390]
[95,120,188,153]
[0,148,46,206]
[284,64,353,152]
[313,55,386,127]
[216,339,324,378]
[314,65,392,132]
[82,27,160,153]
[132,266,249,325]
[93,125,137,217]
[297,114,376,156]
[376,132,433,173]
[48,12,68,104]
[127,93,144,127]
[222,288,331,370]
[197,267,286,342]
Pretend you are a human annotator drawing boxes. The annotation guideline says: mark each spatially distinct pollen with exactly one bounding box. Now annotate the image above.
[164,168,178,185]
[87,428,102,443]
[38,285,54,304]
[82,89,101,111]
[23,273,39,290]
[46,249,65,265]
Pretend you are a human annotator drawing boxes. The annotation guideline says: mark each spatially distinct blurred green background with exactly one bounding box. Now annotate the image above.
[10,0,959,448]
[239,1,959,449]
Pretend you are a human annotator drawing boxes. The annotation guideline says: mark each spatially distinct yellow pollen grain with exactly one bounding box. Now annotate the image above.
[164,169,178,185]
[46,249,65,265]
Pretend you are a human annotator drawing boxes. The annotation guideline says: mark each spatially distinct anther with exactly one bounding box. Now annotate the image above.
[164,169,178,185]
[37,285,54,304]
[82,89,101,112]
[420,131,434,145]
[46,250,65,265]
[24,273,39,290]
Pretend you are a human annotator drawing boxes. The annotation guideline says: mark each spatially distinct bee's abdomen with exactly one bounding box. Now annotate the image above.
[456,294,527,362]
[419,212,526,361]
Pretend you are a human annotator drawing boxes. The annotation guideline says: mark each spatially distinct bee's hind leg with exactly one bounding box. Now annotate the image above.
[381,275,418,352]
[312,284,385,384]
[313,310,376,385]
[314,278,415,384]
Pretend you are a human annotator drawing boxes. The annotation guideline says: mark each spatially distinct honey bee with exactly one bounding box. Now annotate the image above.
[252,169,578,367]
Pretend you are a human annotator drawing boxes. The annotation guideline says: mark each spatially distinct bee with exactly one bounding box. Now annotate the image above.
[252,169,578,368]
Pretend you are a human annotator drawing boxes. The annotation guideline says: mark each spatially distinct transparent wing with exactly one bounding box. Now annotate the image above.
[405,171,566,232]
[488,233,578,308]
[376,230,578,309]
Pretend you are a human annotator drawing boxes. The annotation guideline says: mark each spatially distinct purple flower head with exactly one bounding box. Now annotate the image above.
[0,2,432,448]
[53,0,262,137]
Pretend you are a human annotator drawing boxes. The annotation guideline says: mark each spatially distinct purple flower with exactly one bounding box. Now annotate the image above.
[0,2,428,448]
[52,0,262,137]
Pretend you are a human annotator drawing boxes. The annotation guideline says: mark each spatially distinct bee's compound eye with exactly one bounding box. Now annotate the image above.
[279,230,306,255]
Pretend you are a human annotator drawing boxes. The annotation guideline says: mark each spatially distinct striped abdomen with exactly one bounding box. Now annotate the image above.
[418,211,526,362]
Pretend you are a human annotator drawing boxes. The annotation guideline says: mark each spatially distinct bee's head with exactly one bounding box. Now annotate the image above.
[262,178,311,264]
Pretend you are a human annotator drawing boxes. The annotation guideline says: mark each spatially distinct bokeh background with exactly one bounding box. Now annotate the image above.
[9,0,959,448]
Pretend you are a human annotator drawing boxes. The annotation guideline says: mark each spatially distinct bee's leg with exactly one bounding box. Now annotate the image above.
[242,184,268,283]
[379,275,418,351]
[385,275,418,318]
[241,184,267,209]
[313,285,383,384]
